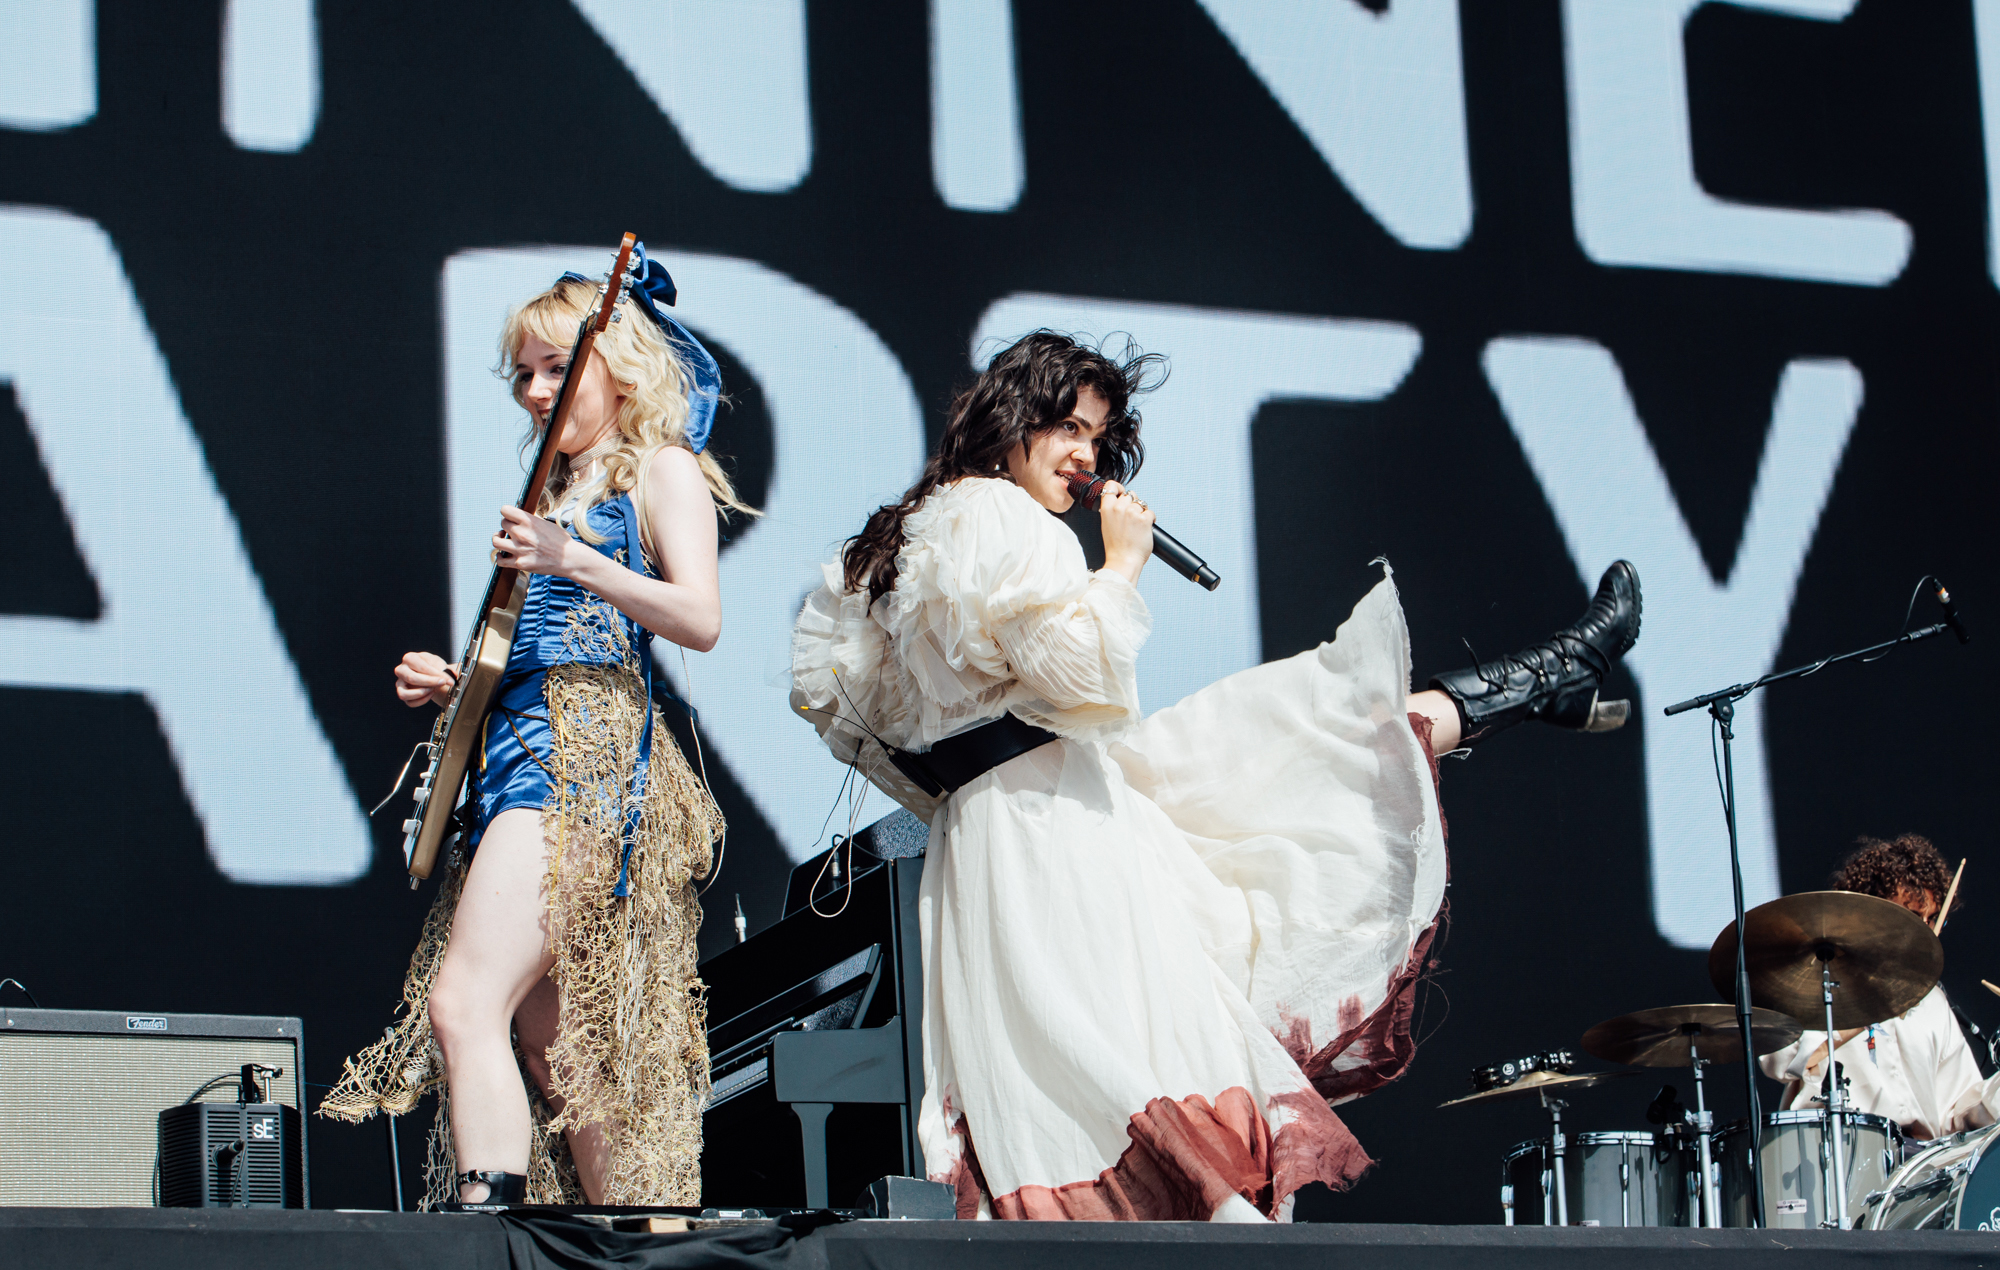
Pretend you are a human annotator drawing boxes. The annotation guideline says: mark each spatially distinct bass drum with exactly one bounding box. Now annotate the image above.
[1503,1132,1694,1226]
[1864,1122,2000,1230]
[1717,1109,1899,1228]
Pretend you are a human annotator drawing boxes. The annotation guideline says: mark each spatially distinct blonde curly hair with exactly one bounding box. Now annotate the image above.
[498,275,759,560]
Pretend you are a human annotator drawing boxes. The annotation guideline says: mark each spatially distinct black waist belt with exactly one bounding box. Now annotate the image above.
[885,713,1060,799]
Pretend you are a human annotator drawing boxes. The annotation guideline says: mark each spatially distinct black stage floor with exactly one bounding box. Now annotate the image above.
[4,1208,1997,1270]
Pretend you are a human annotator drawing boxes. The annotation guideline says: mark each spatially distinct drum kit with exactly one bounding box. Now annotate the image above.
[1450,889,2000,1230]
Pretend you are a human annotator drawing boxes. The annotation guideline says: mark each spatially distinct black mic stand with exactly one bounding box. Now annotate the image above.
[1664,609,1963,1229]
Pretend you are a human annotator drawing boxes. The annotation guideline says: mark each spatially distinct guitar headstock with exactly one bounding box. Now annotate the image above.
[588,233,639,335]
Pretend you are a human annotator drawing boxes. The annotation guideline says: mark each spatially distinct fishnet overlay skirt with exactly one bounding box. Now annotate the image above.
[320,661,718,1207]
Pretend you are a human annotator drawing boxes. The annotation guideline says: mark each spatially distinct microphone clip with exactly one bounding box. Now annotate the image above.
[1936,581,1972,645]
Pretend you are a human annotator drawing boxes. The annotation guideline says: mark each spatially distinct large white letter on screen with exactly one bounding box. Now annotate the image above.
[443,248,926,862]
[568,0,812,193]
[1196,0,1471,250]
[223,0,320,153]
[930,0,1024,213]
[0,206,371,885]
[974,296,1421,714]
[1483,337,1861,948]
[0,0,94,131]
[1976,0,2000,289]
[1563,0,1909,286]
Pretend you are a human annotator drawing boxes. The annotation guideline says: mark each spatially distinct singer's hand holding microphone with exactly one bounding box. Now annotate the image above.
[1091,479,1155,583]
[1065,470,1223,591]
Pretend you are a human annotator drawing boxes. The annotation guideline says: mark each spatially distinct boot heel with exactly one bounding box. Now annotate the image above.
[1583,698,1630,733]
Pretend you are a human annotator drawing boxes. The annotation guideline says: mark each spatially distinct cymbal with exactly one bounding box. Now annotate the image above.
[1708,891,1941,1030]
[1438,1068,1642,1109]
[1581,1004,1802,1067]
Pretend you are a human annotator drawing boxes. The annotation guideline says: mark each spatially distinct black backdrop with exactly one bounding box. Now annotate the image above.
[1,0,1995,1223]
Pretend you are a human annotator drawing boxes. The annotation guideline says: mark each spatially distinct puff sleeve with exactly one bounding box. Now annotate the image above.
[887,479,1150,743]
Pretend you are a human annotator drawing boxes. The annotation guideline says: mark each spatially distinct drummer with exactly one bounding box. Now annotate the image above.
[1759,835,1991,1141]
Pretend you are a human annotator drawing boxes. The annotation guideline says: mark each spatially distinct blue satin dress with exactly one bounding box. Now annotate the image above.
[466,492,663,895]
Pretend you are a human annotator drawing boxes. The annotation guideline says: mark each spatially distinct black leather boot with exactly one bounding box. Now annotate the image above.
[1429,561,1642,743]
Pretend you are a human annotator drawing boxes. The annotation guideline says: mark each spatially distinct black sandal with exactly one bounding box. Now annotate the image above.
[452,1169,528,1205]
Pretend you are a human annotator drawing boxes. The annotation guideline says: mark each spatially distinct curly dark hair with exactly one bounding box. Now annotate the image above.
[841,330,1165,603]
[1832,833,1961,918]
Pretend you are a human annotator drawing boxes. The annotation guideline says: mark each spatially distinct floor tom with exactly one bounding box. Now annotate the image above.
[1716,1109,1899,1228]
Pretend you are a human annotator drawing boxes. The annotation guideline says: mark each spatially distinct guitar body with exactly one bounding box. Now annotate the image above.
[403,587,523,880]
[396,233,639,887]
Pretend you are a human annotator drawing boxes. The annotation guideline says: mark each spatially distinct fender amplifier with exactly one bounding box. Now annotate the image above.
[0,1007,307,1206]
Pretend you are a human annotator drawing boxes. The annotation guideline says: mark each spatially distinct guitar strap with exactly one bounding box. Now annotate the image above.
[614,496,655,899]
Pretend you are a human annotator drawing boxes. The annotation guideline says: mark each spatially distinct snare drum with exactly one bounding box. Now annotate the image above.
[1502,1131,1692,1226]
[1863,1122,2000,1230]
[1717,1109,1900,1228]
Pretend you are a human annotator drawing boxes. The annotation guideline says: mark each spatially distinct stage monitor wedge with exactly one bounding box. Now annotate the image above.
[0,1008,307,1207]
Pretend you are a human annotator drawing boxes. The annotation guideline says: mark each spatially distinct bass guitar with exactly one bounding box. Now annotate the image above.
[397,233,640,886]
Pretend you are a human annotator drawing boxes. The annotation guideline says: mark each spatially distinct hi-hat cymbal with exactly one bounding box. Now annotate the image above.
[1581,1004,1802,1067]
[1708,891,1941,1030]
[1438,1068,1642,1109]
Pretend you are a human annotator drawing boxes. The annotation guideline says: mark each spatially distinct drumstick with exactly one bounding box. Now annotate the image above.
[1935,858,1965,935]
[1984,979,2000,999]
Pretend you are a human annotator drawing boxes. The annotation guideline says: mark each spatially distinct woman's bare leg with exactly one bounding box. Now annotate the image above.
[514,973,611,1202]
[1406,688,1462,753]
[429,808,556,1202]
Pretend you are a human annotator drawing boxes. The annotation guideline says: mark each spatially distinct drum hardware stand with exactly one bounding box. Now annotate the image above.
[1815,953,1852,1229]
[1619,1139,1631,1228]
[1684,1031,1722,1228]
[1541,1088,1570,1227]
[1665,584,1967,1229]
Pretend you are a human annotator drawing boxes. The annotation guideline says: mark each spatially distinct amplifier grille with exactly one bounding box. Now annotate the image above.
[0,1032,299,1206]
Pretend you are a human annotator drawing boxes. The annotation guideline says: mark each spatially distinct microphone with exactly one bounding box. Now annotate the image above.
[1066,471,1221,591]
[1936,580,1971,644]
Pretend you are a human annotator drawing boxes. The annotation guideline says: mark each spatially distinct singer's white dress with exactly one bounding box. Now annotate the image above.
[790,477,1448,1220]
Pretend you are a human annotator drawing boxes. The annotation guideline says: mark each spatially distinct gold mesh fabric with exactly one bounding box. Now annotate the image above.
[320,863,461,1125]
[320,605,718,1208]
[537,659,717,1203]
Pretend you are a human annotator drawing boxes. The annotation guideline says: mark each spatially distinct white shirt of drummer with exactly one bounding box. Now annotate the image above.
[1759,985,1996,1141]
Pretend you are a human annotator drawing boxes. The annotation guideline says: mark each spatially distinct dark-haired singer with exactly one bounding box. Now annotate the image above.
[792,329,1644,1221]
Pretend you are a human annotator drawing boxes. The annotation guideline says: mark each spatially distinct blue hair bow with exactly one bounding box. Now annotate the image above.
[559,241,722,453]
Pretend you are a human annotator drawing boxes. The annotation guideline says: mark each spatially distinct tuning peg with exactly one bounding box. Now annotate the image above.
[609,312,622,323]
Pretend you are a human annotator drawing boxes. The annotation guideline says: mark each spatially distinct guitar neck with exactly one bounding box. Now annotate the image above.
[457,234,637,667]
